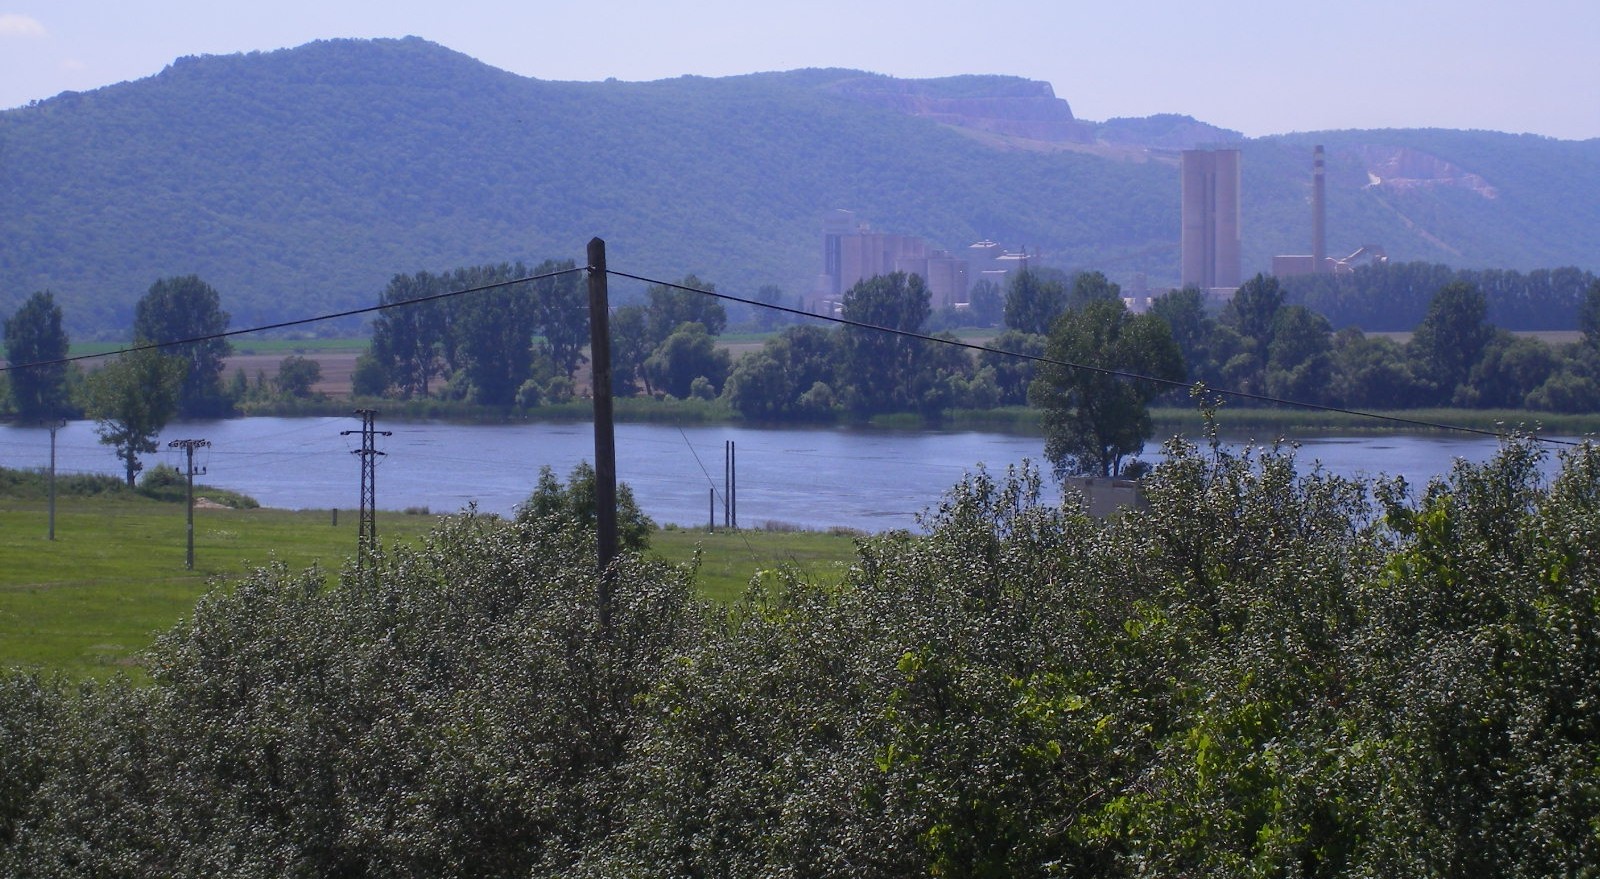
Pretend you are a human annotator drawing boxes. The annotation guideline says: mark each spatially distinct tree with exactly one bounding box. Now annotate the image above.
[967,279,1004,328]
[1329,328,1425,409]
[1002,268,1068,335]
[1067,270,1121,310]
[369,271,447,399]
[836,272,931,415]
[1459,331,1556,408]
[1264,304,1334,403]
[608,305,653,397]
[80,349,186,486]
[1579,278,1600,348]
[748,285,789,333]
[645,274,725,342]
[977,330,1046,405]
[133,276,232,417]
[1148,285,1217,384]
[349,352,390,398]
[447,264,540,406]
[1029,299,1183,477]
[1218,273,1285,395]
[1408,279,1494,405]
[517,461,654,551]
[532,259,589,377]
[724,325,838,420]
[273,355,322,399]
[642,322,731,399]
[3,291,72,420]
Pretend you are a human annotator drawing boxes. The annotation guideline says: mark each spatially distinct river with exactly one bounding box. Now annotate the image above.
[0,418,1576,532]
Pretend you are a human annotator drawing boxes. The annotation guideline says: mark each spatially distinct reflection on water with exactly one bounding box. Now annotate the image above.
[0,418,1572,533]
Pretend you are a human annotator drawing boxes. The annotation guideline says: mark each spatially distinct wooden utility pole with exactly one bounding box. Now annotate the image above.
[168,438,210,570]
[587,237,619,632]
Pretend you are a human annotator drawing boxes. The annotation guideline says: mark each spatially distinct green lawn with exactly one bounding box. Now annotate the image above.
[0,496,437,678]
[0,495,861,678]
[651,524,860,604]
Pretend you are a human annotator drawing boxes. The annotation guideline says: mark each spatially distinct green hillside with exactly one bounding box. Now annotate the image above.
[1,36,1596,337]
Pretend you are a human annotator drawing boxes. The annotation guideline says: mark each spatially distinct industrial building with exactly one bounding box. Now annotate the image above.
[811,210,1032,315]
[1179,149,1243,294]
[1271,145,1387,277]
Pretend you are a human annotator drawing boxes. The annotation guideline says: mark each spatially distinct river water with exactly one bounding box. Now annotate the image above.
[0,418,1577,532]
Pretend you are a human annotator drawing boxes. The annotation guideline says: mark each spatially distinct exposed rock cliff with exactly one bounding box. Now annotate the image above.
[1354,145,1498,198]
[828,74,1095,143]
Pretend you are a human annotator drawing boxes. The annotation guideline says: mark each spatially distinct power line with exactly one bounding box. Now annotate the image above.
[601,268,1581,447]
[1,256,1576,451]
[0,266,587,374]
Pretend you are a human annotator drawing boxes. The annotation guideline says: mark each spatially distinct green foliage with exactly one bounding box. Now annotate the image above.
[3,291,73,420]
[133,276,233,417]
[517,462,654,552]
[2,42,1597,340]
[642,322,731,400]
[1003,268,1069,335]
[133,463,260,509]
[645,274,726,341]
[1285,261,1599,332]
[1,513,700,876]
[78,349,187,487]
[724,325,839,421]
[1218,273,1286,395]
[8,438,1600,874]
[272,354,322,398]
[1329,327,1426,408]
[349,351,389,398]
[1265,304,1334,402]
[967,278,1004,328]
[837,272,932,415]
[1030,299,1184,477]
[1408,279,1495,404]
[0,466,126,499]
[369,270,447,398]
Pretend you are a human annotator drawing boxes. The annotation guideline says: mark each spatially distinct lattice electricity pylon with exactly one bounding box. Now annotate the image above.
[341,409,391,572]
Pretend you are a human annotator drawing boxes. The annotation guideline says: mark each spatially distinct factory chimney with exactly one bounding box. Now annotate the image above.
[1313,145,1327,272]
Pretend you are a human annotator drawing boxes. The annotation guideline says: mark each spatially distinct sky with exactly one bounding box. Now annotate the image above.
[2,0,1597,141]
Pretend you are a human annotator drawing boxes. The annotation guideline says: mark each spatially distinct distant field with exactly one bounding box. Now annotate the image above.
[1355,329,1583,346]
[0,493,859,679]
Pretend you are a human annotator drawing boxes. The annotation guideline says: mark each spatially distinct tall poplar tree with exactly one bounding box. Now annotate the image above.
[133,276,232,416]
[3,291,72,420]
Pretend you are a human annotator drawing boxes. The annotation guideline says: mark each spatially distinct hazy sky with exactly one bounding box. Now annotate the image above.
[2,0,1596,140]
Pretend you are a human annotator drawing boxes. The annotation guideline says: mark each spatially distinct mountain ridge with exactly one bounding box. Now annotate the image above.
[2,36,1596,337]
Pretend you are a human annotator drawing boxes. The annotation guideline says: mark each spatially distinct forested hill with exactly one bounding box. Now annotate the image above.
[2,36,1598,337]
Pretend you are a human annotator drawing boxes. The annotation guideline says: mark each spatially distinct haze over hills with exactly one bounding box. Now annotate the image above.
[1,36,1596,337]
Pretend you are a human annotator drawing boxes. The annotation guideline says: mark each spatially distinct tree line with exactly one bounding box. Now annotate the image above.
[354,259,1600,424]
[1,277,324,486]
[10,263,1600,484]
[4,435,1600,876]
[1281,261,1598,332]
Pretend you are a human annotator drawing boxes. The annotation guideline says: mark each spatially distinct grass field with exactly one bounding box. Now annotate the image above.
[0,493,860,679]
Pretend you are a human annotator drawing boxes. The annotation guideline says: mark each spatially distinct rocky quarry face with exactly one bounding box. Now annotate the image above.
[1354,145,1499,198]
[827,76,1243,153]
[828,75,1096,143]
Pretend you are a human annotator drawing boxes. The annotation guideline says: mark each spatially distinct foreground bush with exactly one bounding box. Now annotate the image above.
[0,511,700,877]
[3,436,1600,877]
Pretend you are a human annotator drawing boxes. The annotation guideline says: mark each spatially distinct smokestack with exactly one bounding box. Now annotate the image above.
[1313,145,1326,272]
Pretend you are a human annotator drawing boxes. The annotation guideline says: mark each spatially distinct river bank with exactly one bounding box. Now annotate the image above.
[0,418,1580,534]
